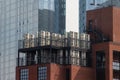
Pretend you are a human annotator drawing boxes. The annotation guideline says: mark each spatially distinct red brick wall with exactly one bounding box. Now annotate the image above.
[87,7,113,41]
[92,42,120,80]
[16,64,50,80]
[70,66,94,80]
[87,6,120,43]
[16,65,38,80]
[112,7,120,42]
[92,42,110,80]
[50,64,66,80]
[16,64,94,80]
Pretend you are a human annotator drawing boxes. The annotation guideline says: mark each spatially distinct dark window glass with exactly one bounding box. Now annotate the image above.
[38,67,47,80]
[20,69,29,80]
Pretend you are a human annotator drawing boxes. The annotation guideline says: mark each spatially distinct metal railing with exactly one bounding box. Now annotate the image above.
[18,37,90,50]
[17,57,89,67]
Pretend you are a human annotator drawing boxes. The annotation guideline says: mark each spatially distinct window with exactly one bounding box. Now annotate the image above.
[20,69,29,80]
[38,67,47,80]
[113,62,119,70]
[113,51,120,70]
[88,20,93,30]
[96,51,105,80]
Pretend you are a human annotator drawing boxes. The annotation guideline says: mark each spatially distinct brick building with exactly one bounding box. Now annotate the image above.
[87,6,120,80]
[16,6,120,80]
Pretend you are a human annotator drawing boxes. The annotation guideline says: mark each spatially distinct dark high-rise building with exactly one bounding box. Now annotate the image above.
[38,0,65,34]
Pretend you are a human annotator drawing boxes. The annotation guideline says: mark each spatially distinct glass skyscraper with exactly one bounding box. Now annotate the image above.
[0,0,65,80]
[80,0,86,33]
[0,0,18,80]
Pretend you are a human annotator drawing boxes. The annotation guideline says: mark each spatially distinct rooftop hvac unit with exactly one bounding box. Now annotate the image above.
[70,39,75,47]
[75,51,80,58]
[87,41,90,49]
[61,35,65,47]
[24,39,30,48]
[81,52,86,59]
[76,40,79,47]
[86,34,90,41]
[64,38,68,47]
[68,31,74,38]
[74,32,79,39]
[65,32,68,38]
[30,39,35,47]
[36,32,39,38]
[40,31,46,38]
[70,50,76,57]
[23,33,30,39]
[45,31,50,39]
[80,40,86,49]
[52,33,58,40]
[80,33,87,41]
[56,34,62,40]
[71,58,76,65]
[52,40,57,46]
[45,39,50,45]
[30,34,35,39]
[40,39,45,46]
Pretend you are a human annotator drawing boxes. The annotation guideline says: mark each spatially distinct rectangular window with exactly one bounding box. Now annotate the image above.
[113,51,120,79]
[20,69,29,80]
[96,51,105,80]
[38,67,47,80]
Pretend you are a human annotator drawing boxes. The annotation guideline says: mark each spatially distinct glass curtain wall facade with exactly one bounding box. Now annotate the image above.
[0,0,18,80]
[0,0,66,80]
[38,0,66,34]
[79,0,86,33]
[86,0,109,10]
[18,0,38,40]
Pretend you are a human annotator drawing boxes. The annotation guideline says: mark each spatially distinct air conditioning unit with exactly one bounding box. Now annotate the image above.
[40,39,45,46]
[69,31,74,38]
[30,34,35,39]
[60,35,65,47]
[45,31,50,39]
[70,50,76,57]
[36,32,39,38]
[29,34,35,47]
[70,39,75,47]
[40,31,46,38]
[23,33,30,39]
[45,39,50,45]
[86,34,90,41]
[80,33,86,40]
[30,39,34,47]
[76,51,80,58]
[74,32,79,39]
[24,39,29,48]
[76,40,79,47]
[52,40,56,46]
[52,33,57,40]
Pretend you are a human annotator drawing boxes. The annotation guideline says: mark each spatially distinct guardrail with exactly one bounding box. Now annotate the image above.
[18,37,90,50]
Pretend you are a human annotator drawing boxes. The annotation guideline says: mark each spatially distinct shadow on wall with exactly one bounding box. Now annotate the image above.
[72,66,94,80]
